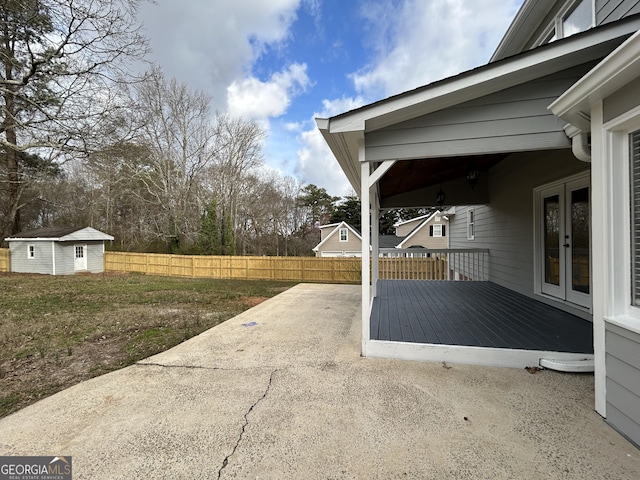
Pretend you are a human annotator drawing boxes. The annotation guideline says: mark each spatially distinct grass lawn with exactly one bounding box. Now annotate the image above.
[0,272,296,418]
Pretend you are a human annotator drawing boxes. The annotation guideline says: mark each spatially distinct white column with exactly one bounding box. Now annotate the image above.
[590,100,607,417]
[371,191,379,297]
[360,141,371,356]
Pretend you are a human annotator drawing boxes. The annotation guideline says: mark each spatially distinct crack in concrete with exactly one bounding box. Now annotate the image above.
[136,361,225,371]
[217,369,278,480]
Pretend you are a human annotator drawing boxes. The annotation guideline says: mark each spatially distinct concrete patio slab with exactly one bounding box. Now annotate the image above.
[0,283,639,479]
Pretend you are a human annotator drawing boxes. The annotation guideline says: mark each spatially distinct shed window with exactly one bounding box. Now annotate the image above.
[28,244,35,259]
[339,228,348,242]
[630,130,640,306]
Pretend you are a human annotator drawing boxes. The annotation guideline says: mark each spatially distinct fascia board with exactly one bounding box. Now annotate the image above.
[395,210,440,227]
[328,20,640,134]
[5,237,61,242]
[316,122,362,193]
[549,29,640,125]
[491,0,555,62]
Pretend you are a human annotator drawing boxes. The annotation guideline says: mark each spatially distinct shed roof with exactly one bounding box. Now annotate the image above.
[5,226,114,242]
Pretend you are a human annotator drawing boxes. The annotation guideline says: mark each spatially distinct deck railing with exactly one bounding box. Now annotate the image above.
[378,248,489,281]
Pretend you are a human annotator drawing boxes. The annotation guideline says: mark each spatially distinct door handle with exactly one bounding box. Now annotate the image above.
[563,243,570,248]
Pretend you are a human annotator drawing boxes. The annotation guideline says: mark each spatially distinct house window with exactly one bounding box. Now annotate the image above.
[27,244,35,259]
[467,209,475,240]
[535,0,593,46]
[339,228,348,242]
[562,0,592,38]
[430,224,445,237]
[630,130,640,306]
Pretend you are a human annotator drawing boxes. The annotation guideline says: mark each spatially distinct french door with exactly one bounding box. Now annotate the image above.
[539,175,591,308]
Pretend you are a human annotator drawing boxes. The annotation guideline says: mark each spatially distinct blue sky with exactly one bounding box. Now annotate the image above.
[139,0,524,196]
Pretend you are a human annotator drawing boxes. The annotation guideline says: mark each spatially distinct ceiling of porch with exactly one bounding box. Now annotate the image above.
[378,153,510,199]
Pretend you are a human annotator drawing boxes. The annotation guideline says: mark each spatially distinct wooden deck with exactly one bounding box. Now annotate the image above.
[370,281,593,354]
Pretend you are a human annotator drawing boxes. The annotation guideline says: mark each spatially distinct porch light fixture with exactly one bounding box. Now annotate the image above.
[436,187,445,207]
[466,164,480,190]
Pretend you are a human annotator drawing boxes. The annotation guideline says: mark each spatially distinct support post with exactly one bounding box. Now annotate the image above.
[360,142,371,356]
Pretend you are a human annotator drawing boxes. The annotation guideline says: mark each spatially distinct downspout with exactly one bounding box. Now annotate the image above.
[572,132,591,162]
[564,124,591,162]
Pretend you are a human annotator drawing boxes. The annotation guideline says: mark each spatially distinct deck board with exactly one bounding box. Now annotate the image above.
[370,281,593,353]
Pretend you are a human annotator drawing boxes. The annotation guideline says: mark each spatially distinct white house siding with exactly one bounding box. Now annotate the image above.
[363,63,595,163]
[605,322,640,447]
[596,0,640,26]
[8,241,54,274]
[448,149,589,315]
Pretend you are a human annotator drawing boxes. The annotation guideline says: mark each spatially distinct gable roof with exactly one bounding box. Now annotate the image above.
[396,211,446,249]
[5,226,114,242]
[312,222,363,252]
[317,16,640,195]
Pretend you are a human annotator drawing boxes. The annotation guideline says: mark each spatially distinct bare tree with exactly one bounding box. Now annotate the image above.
[127,68,217,251]
[0,0,148,239]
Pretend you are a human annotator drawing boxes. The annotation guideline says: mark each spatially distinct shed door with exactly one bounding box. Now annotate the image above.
[74,245,87,271]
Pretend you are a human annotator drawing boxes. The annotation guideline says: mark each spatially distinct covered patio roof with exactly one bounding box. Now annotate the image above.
[316,15,640,206]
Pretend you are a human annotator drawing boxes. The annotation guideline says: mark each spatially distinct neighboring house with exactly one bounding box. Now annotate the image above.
[318,1,640,447]
[314,212,450,257]
[5,226,114,275]
[313,222,363,257]
[395,210,450,250]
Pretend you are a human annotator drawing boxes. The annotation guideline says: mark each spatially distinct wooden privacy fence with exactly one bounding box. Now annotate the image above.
[0,248,9,272]
[105,252,362,284]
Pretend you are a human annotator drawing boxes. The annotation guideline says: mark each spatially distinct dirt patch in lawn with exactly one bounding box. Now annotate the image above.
[0,272,295,417]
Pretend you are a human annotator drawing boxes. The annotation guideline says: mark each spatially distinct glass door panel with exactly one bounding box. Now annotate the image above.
[544,195,561,286]
[570,187,590,294]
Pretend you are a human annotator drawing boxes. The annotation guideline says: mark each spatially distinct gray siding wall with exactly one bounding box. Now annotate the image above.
[53,241,106,274]
[9,241,54,274]
[596,0,640,25]
[364,64,595,162]
[86,242,106,273]
[603,77,640,123]
[54,243,75,275]
[605,322,640,447]
[448,149,588,313]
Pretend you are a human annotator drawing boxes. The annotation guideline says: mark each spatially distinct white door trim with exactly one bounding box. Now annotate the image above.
[74,244,87,271]
[534,171,591,311]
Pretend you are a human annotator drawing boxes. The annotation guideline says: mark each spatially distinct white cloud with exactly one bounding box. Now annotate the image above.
[139,0,301,110]
[351,0,522,99]
[296,127,353,197]
[294,95,367,196]
[227,63,311,120]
